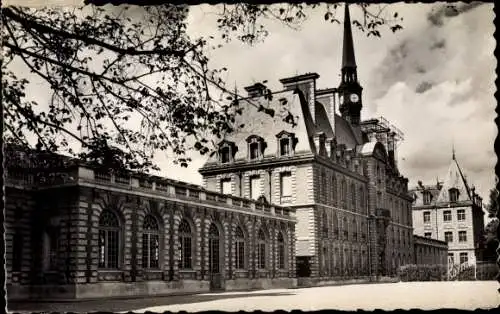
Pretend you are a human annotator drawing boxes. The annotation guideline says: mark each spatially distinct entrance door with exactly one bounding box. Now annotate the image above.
[208,223,222,290]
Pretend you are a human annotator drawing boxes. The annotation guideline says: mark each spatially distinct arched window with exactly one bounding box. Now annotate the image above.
[235,226,245,269]
[179,219,193,269]
[142,215,160,269]
[257,229,266,269]
[277,232,286,269]
[98,210,120,269]
[333,212,339,239]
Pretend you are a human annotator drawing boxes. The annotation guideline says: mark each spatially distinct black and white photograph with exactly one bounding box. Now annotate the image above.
[2,1,498,312]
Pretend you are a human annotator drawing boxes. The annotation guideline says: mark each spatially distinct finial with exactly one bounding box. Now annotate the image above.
[452,142,456,160]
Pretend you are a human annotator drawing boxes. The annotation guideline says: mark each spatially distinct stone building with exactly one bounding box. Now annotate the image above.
[410,151,485,267]
[5,148,296,300]
[413,235,448,265]
[199,4,414,281]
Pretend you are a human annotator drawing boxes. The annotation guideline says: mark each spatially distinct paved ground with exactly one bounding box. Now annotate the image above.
[7,281,500,313]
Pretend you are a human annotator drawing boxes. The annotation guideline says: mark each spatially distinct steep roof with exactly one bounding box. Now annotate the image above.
[342,3,357,69]
[334,114,363,148]
[314,102,334,138]
[436,156,472,203]
[205,89,316,164]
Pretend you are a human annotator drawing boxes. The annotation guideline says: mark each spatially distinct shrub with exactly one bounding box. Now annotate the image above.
[398,264,448,282]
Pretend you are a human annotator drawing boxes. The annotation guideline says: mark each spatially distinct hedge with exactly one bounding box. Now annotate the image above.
[398,264,448,282]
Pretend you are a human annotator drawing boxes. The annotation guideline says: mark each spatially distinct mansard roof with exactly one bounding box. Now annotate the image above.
[314,102,335,138]
[204,89,316,164]
[435,156,472,203]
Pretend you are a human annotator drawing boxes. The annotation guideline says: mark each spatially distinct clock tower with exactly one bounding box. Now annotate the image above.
[338,3,363,125]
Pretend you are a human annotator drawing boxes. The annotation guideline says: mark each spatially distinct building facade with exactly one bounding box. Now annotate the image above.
[5,148,296,300]
[199,4,414,280]
[410,152,485,267]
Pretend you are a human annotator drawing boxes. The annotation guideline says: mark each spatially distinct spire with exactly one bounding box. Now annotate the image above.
[342,3,357,69]
[452,143,456,160]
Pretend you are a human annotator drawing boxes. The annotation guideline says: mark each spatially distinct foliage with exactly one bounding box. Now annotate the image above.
[3,3,404,172]
[398,264,448,282]
[476,262,499,281]
[486,188,499,219]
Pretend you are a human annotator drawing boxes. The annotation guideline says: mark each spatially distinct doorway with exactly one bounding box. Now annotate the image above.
[208,223,223,290]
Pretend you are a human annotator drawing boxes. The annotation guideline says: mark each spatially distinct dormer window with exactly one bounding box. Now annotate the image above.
[276,131,297,157]
[246,135,266,161]
[423,191,432,205]
[218,140,237,164]
[449,188,459,203]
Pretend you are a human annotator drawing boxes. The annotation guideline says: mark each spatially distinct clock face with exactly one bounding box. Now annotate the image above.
[350,93,359,103]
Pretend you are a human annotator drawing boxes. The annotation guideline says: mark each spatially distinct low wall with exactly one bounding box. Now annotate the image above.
[297,276,399,287]
[225,278,297,291]
[7,280,211,301]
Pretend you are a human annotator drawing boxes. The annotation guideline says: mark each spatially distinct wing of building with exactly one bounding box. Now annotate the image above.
[409,151,485,267]
[199,4,416,281]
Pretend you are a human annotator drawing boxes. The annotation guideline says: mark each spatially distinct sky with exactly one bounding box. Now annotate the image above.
[5,2,497,207]
[158,2,495,205]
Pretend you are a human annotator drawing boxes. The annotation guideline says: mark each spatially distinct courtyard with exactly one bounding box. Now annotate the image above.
[7,281,499,313]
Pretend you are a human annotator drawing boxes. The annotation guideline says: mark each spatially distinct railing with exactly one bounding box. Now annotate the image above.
[6,165,295,219]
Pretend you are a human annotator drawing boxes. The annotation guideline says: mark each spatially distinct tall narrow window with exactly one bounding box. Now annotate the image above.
[277,232,286,269]
[351,183,356,210]
[280,138,290,156]
[343,217,348,240]
[142,215,160,269]
[221,178,232,195]
[423,191,432,205]
[280,172,292,204]
[235,227,246,269]
[423,211,430,224]
[249,142,259,160]
[359,186,365,214]
[250,175,261,200]
[459,252,468,264]
[457,209,466,221]
[333,213,339,239]
[220,146,230,163]
[341,179,347,206]
[332,176,337,205]
[444,231,453,243]
[179,219,193,269]
[352,218,357,242]
[98,210,120,269]
[458,230,467,242]
[443,210,452,222]
[12,231,23,271]
[257,229,266,269]
[449,188,459,202]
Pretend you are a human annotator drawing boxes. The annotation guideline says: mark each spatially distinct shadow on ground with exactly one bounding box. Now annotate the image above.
[7,291,296,313]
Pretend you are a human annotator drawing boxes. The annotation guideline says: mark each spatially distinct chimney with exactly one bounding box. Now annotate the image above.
[244,83,268,98]
[387,132,396,168]
[279,72,320,124]
[316,88,337,131]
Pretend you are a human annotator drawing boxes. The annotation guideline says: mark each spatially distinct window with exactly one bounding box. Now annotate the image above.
[424,232,432,238]
[359,187,365,214]
[250,175,261,200]
[277,232,286,269]
[280,172,292,203]
[249,142,259,160]
[443,210,452,222]
[218,141,237,163]
[142,215,160,269]
[322,212,329,237]
[276,131,296,157]
[352,218,358,242]
[257,229,266,269]
[341,180,347,206]
[343,217,348,240]
[235,227,245,269]
[47,227,60,271]
[448,253,454,264]
[12,231,23,271]
[98,210,120,269]
[459,231,467,242]
[449,188,459,202]
[221,178,232,195]
[423,191,432,205]
[444,231,453,243]
[280,138,290,156]
[351,183,356,209]
[220,146,230,163]
[247,135,265,160]
[457,209,466,221]
[459,252,468,264]
[179,219,193,269]
[423,211,431,224]
[332,176,337,205]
